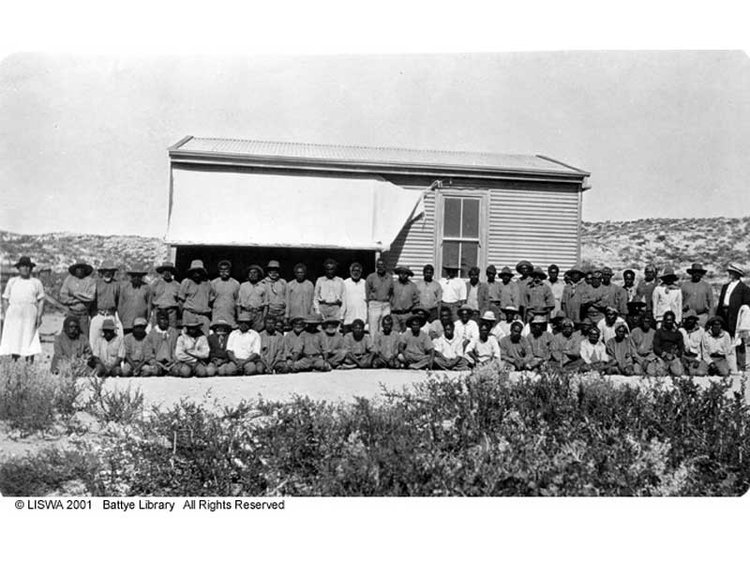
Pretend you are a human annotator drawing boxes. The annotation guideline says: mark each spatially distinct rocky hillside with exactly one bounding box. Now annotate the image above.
[581,216,750,280]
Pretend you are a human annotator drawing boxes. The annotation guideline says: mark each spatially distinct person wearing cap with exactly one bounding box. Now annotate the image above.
[701,316,734,376]
[262,260,287,323]
[293,316,329,372]
[652,311,685,376]
[604,324,637,375]
[579,327,611,373]
[398,314,435,370]
[522,267,554,323]
[679,310,708,376]
[341,319,374,369]
[121,317,156,376]
[118,265,152,336]
[143,309,180,376]
[314,259,345,322]
[150,261,180,329]
[600,266,628,317]
[174,319,211,377]
[515,261,534,295]
[454,304,480,346]
[225,312,262,375]
[372,315,402,368]
[439,265,467,321]
[414,264,443,323]
[465,318,502,369]
[0,256,45,361]
[258,316,287,374]
[91,318,125,377]
[365,258,394,336]
[238,264,268,333]
[498,321,532,371]
[90,260,122,350]
[526,314,553,371]
[495,266,521,310]
[561,265,585,323]
[652,267,682,326]
[282,316,308,372]
[319,317,347,369]
[681,263,715,327]
[717,264,750,372]
[210,260,240,328]
[59,260,96,339]
[464,266,489,318]
[629,313,659,376]
[286,263,315,325]
[621,269,637,304]
[389,265,420,333]
[550,318,584,372]
[544,264,566,317]
[207,318,235,376]
[596,306,628,344]
[636,264,659,320]
[51,315,95,374]
[341,263,367,334]
[178,260,215,336]
[432,320,470,371]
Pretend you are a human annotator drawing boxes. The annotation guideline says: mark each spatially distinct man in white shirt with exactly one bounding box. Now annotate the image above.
[174,319,210,377]
[453,304,479,345]
[340,262,368,333]
[439,266,466,320]
[226,312,262,375]
[652,266,683,326]
[717,264,750,373]
[545,264,566,317]
[432,322,470,371]
[680,309,707,376]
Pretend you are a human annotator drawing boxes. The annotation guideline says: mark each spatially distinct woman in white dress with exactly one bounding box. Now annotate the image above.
[0,256,45,361]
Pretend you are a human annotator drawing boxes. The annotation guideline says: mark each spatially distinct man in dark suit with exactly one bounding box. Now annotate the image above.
[717,264,750,372]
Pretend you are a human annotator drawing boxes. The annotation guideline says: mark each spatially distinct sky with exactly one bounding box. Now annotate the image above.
[1,50,749,237]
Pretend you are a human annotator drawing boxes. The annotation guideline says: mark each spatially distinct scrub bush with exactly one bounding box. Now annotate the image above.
[85,377,144,426]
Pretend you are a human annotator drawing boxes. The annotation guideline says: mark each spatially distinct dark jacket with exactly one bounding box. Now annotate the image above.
[717,280,750,337]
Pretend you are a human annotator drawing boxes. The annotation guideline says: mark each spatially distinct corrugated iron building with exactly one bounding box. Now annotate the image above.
[166,136,590,280]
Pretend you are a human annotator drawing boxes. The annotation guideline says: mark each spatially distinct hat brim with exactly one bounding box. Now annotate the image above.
[127,270,148,275]
[686,268,707,275]
[394,268,414,276]
[155,265,177,273]
[727,267,744,276]
[187,267,208,276]
[183,321,203,328]
[68,263,93,276]
[246,266,265,277]
[660,274,678,282]
[14,260,36,269]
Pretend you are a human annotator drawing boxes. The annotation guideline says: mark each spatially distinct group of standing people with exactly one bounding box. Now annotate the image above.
[1,254,749,377]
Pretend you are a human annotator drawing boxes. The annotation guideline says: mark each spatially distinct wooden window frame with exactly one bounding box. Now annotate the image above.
[434,189,489,278]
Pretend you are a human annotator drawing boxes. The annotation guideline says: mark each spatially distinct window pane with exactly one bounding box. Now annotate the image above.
[460,242,478,278]
[461,198,479,238]
[443,198,461,237]
[443,241,460,272]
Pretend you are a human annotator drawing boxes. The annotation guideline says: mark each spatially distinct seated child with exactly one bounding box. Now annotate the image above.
[122,317,157,376]
[432,321,470,371]
[372,315,402,369]
[258,316,288,374]
[174,319,211,377]
[144,310,180,376]
[226,312,262,375]
[341,319,374,369]
[208,319,235,376]
[398,314,435,370]
[91,318,124,377]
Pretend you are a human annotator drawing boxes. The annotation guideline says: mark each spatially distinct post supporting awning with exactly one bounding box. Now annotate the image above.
[167,168,424,251]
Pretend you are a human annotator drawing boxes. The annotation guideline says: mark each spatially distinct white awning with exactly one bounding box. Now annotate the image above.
[167,168,425,251]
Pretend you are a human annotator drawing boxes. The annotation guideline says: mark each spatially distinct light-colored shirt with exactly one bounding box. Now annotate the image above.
[545,279,566,315]
[466,284,479,311]
[175,333,210,363]
[680,326,705,357]
[391,280,419,311]
[118,283,152,330]
[701,330,734,364]
[596,316,628,344]
[453,319,479,344]
[580,340,609,364]
[432,333,466,359]
[652,284,683,323]
[226,329,261,360]
[414,279,442,310]
[286,279,315,319]
[373,331,400,359]
[178,279,213,314]
[93,334,124,367]
[341,278,368,324]
[59,274,96,311]
[723,280,740,307]
[465,335,501,363]
[439,277,467,304]
[150,278,180,308]
[314,276,345,309]
[210,277,240,322]
[681,280,714,316]
[238,281,267,310]
[365,272,394,302]
[263,277,288,309]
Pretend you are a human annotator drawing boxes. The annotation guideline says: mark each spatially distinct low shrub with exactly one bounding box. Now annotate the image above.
[0,446,102,496]
[85,377,144,426]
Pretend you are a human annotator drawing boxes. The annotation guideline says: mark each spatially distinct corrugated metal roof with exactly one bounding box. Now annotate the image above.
[171,136,588,176]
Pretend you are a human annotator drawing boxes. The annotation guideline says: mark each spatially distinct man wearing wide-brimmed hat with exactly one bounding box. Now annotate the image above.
[151,261,180,329]
[717,264,750,372]
[391,265,419,333]
[561,264,585,324]
[522,266,554,322]
[174,318,211,377]
[179,259,215,336]
[0,256,45,361]
[652,266,682,326]
[90,260,123,350]
[118,264,152,335]
[210,259,240,327]
[495,266,520,311]
[515,260,534,295]
[59,259,96,338]
[681,263,715,327]
[238,264,267,333]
